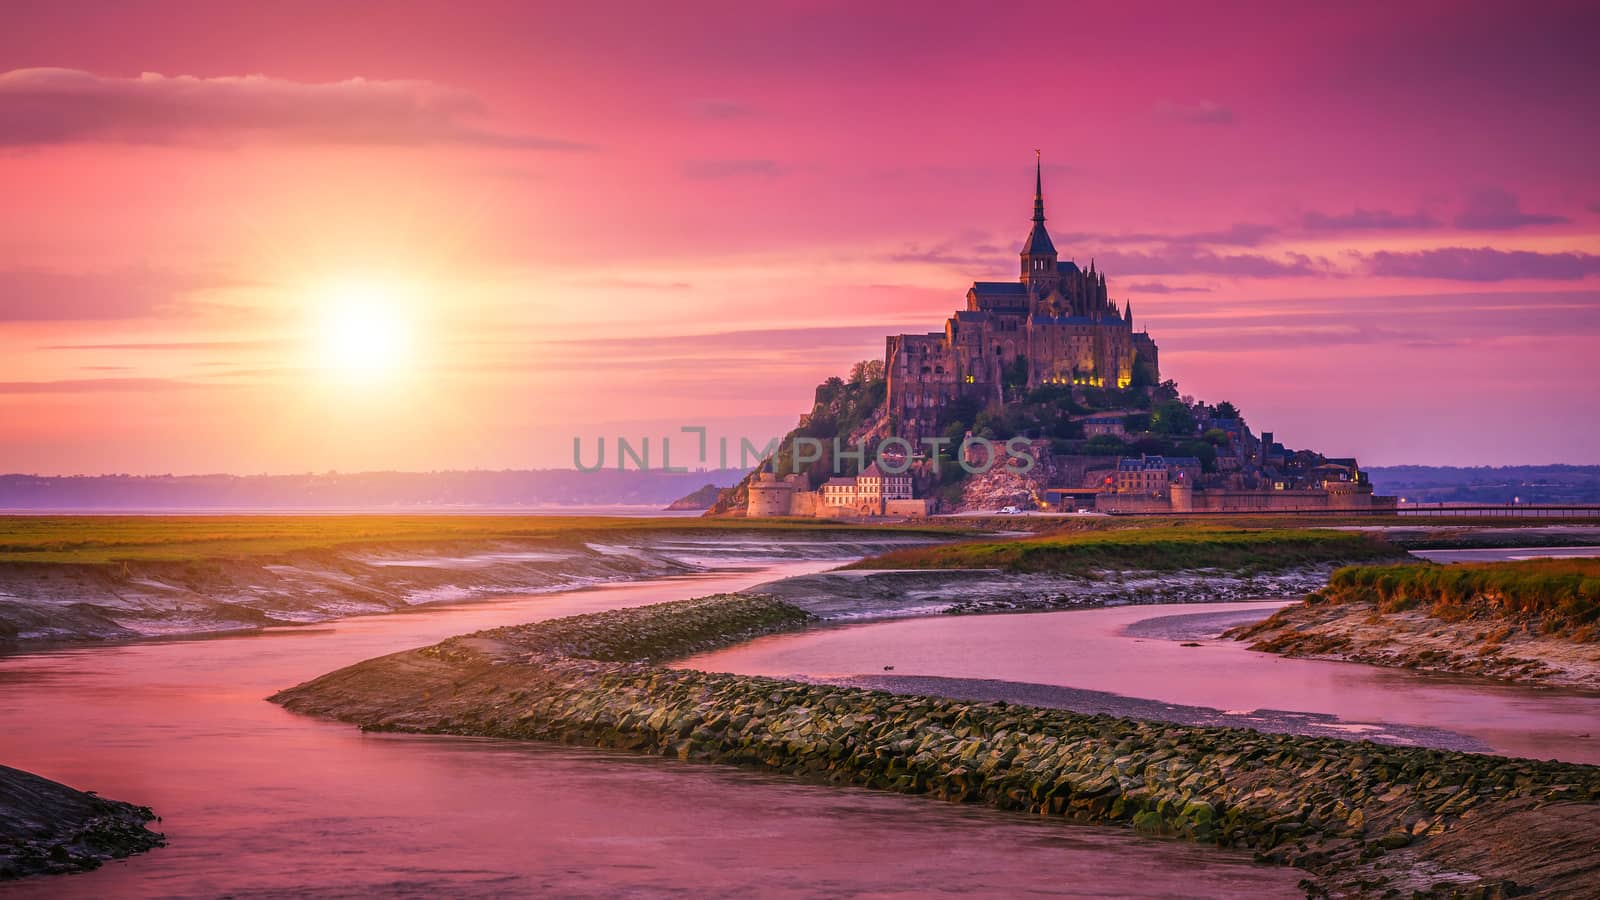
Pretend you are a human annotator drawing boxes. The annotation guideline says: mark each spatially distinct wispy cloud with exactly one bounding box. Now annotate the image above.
[680,158,788,179]
[1126,281,1211,294]
[1301,208,1439,232]
[0,268,238,321]
[1453,188,1569,230]
[1098,246,1324,278]
[688,98,760,120]
[1363,247,1600,281]
[0,377,220,394]
[1153,99,1234,125]
[0,67,590,149]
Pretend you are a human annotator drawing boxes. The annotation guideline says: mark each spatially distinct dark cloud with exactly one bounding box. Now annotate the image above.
[1453,188,1568,230]
[0,67,590,149]
[680,158,788,179]
[0,268,235,321]
[1152,99,1234,125]
[1125,281,1211,294]
[1097,246,1323,278]
[1364,247,1600,281]
[1054,223,1277,248]
[1301,208,1439,232]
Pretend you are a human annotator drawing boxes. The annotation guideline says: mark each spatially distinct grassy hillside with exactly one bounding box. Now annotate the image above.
[845,525,1405,574]
[1318,558,1600,640]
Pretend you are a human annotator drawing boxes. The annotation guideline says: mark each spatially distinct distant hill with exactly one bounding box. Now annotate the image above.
[1365,465,1600,504]
[664,483,726,510]
[0,469,750,511]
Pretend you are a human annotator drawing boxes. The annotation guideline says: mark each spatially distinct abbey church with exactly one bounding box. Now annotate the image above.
[886,158,1160,439]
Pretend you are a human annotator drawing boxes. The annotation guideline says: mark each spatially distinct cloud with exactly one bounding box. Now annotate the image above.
[1301,208,1439,232]
[0,378,216,394]
[0,268,234,321]
[1054,223,1277,248]
[0,67,589,149]
[1097,246,1323,278]
[1364,247,1600,281]
[573,278,693,291]
[1453,188,1568,230]
[689,98,759,120]
[1153,99,1234,125]
[39,339,281,351]
[886,242,1003,269]
[680,158,788,179]
[1125,281,1211,294]
[531,324,891,355]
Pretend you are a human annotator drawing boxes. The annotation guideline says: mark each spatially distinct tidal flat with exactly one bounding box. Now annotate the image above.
[274,590,1600,896]
[0,516,948,645]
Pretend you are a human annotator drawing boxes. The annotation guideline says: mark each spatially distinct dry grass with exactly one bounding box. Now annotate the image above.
[0,515,958,565]
[844,525,1404,574]
[1321,558,1600,640]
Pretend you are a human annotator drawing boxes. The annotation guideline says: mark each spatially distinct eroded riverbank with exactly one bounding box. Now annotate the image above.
[1228,557,1600,691]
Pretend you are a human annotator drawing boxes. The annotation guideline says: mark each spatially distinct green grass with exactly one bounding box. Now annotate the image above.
[0,515,961,565]
[844,525,1405,574]
[1321,558,1600,640]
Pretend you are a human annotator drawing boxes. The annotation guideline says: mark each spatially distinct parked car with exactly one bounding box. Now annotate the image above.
[999,506,1021,514]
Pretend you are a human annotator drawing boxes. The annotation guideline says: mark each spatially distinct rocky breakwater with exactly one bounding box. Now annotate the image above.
[273,594,1600,896]
[1,764,164,880]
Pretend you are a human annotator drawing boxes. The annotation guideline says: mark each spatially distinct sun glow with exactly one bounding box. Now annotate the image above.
[313,279,416,382]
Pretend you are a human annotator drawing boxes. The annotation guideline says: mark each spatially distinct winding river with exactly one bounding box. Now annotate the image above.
[681,600,1600,764]
[0,556,1301,899]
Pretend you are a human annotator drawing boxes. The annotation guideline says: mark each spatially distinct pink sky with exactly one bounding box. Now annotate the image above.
[1,1,1597,473]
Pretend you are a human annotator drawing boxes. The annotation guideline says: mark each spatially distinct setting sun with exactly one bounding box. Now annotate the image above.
[313,279,415,381]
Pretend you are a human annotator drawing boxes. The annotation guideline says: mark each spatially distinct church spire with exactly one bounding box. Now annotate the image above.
[1020,151,1057,260]
[1033,149,1045,224]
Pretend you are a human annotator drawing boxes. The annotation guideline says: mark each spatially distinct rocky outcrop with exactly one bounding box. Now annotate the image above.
[274,593,1600,897]
[0,765,163,880]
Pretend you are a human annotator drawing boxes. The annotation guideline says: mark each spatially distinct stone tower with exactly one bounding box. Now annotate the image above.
[1019,151,1060,299]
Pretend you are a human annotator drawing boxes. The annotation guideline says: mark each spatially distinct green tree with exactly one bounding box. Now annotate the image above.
[1084,434,1127,455]
[1149,399,1196,436]
[1181,439,1219,472]
[1002,355,1030,400]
